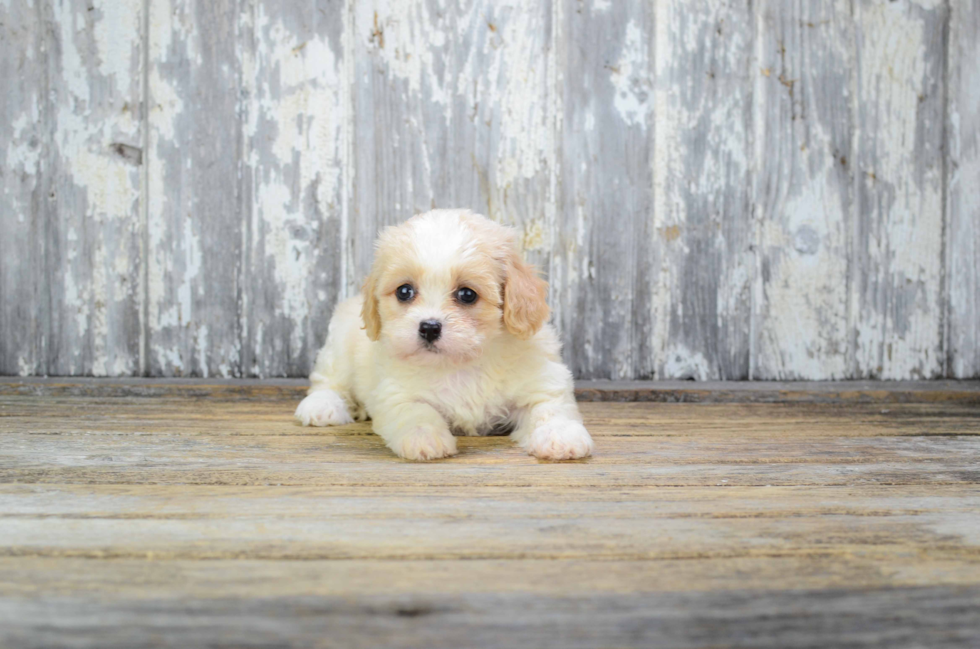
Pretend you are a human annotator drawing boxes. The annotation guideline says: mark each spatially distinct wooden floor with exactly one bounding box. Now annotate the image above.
[1,379,979,648]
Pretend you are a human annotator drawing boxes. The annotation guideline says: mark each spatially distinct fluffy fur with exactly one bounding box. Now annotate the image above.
[295,209,594,461]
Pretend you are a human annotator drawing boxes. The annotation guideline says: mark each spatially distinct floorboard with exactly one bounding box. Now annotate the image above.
[1,381,978,647]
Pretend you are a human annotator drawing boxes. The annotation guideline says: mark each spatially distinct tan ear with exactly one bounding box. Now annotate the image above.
[360,271,382,341]
[503,251,550,340]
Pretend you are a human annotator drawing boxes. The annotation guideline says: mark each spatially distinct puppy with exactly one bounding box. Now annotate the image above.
[295,209,594,461]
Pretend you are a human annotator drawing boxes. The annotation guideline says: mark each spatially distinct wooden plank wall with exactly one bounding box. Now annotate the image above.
[0,0,977,380]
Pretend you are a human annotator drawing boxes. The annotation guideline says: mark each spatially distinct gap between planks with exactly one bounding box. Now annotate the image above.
[1,378,979,404]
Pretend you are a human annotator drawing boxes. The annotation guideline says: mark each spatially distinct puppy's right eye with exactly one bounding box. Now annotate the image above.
[395,284,415,302]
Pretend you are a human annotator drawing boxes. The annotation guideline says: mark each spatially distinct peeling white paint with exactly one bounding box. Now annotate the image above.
[750,0,852,380]
[245,4,345,368]
[852,0,945,379]
[522,219,546,251]
[178,211,202,327]
[92,0,140,98]
[610,20,652,127]
[356,0,451,107]
[583,111,595,132]
[195,324,209,378]
[18,357,33,377]
[44,1,143,376]
[62,227,90,342]
[652,0,753,379]
[4,112,41,173]
[147,69,183,142]
[4,0,970,381]
[461,2,551,195]
[947,0,980,378]
[55,3,91,106]
[88,230,110,376]
[145,0,216,376]
[758,174,849,379]
[662,345,711,381]
[153,345,183,373]
[59,146,139,222]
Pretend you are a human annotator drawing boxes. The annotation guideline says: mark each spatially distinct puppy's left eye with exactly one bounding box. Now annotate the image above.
[455,287,478,305]
[396,284,415,302]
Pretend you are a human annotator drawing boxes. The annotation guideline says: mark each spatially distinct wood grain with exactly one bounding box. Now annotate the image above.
[3,2,980,381]
[2,583,978,649]
[145,0,244,377]
[240,0,347,377]
[451,0,556,277]
[350,0,554,287]
[752,0,853,379]
[45,1,144,377]
[947,0,980,379]
[350,0,455,279]
[851,0,948,379]
[1,381,979,647]
[555,0,652,380]
[651,0,754,380]
[0,1,45,376]
[3,376,980,403]
[4,482,980,560]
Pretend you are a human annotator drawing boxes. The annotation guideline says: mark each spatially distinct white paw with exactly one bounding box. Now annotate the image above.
[294,390,354,427]
[388,426,458,461]
[525,419,594,460]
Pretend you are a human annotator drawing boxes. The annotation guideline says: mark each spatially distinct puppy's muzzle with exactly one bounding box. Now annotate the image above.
[418,320,442,343]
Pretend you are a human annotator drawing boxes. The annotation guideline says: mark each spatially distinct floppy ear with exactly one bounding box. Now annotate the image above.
[360,269,382,341]
[502,250,550,340]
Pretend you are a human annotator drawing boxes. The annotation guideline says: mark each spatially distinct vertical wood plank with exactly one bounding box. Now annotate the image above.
[351,0,456,283]
[0,2,44,376]
[240,0,346,377]
[350,0,554,288]
[450,0,557,277]
[145,0,243,377]
[43,0,144,376]
[947,0,980,378]
[752,0,853,379]
[651,0,754,380]
[851,0,947,379]
[555,0,653,379]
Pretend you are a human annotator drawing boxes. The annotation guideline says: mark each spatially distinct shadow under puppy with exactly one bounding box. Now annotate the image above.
[295,209,594,461]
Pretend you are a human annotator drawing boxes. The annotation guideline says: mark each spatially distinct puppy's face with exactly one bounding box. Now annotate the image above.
[360,210,549,365]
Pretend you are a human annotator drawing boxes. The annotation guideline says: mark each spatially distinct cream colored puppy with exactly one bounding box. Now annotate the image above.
[295,209,594,461]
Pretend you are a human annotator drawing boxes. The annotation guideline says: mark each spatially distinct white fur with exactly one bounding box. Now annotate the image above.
[295,210,594,461]
[293,389,354,427]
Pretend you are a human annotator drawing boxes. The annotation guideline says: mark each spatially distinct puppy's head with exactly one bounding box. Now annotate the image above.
[360,209,549,364]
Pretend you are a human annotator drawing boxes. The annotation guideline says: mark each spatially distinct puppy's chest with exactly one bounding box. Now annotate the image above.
[426,368,514,436]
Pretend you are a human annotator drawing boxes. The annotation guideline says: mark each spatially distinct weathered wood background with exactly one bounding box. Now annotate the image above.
[1,0,977,380]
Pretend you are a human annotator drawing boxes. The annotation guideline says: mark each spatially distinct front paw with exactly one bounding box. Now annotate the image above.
[388,426,458,461]
[295,390,354,427]
[525,419,594,460]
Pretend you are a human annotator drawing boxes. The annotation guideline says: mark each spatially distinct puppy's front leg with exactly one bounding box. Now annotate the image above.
[372,400,457,461]
[512,394,594,461]
[295,383,355,427]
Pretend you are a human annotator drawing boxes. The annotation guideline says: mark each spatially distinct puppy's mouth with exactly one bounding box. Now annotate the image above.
[420,341,440,353]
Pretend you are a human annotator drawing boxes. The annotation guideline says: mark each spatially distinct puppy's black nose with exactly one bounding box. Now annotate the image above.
[418,320,442,343]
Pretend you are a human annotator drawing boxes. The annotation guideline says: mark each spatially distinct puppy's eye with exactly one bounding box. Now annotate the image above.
[455,287,478,305]
[395,284,415,302]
